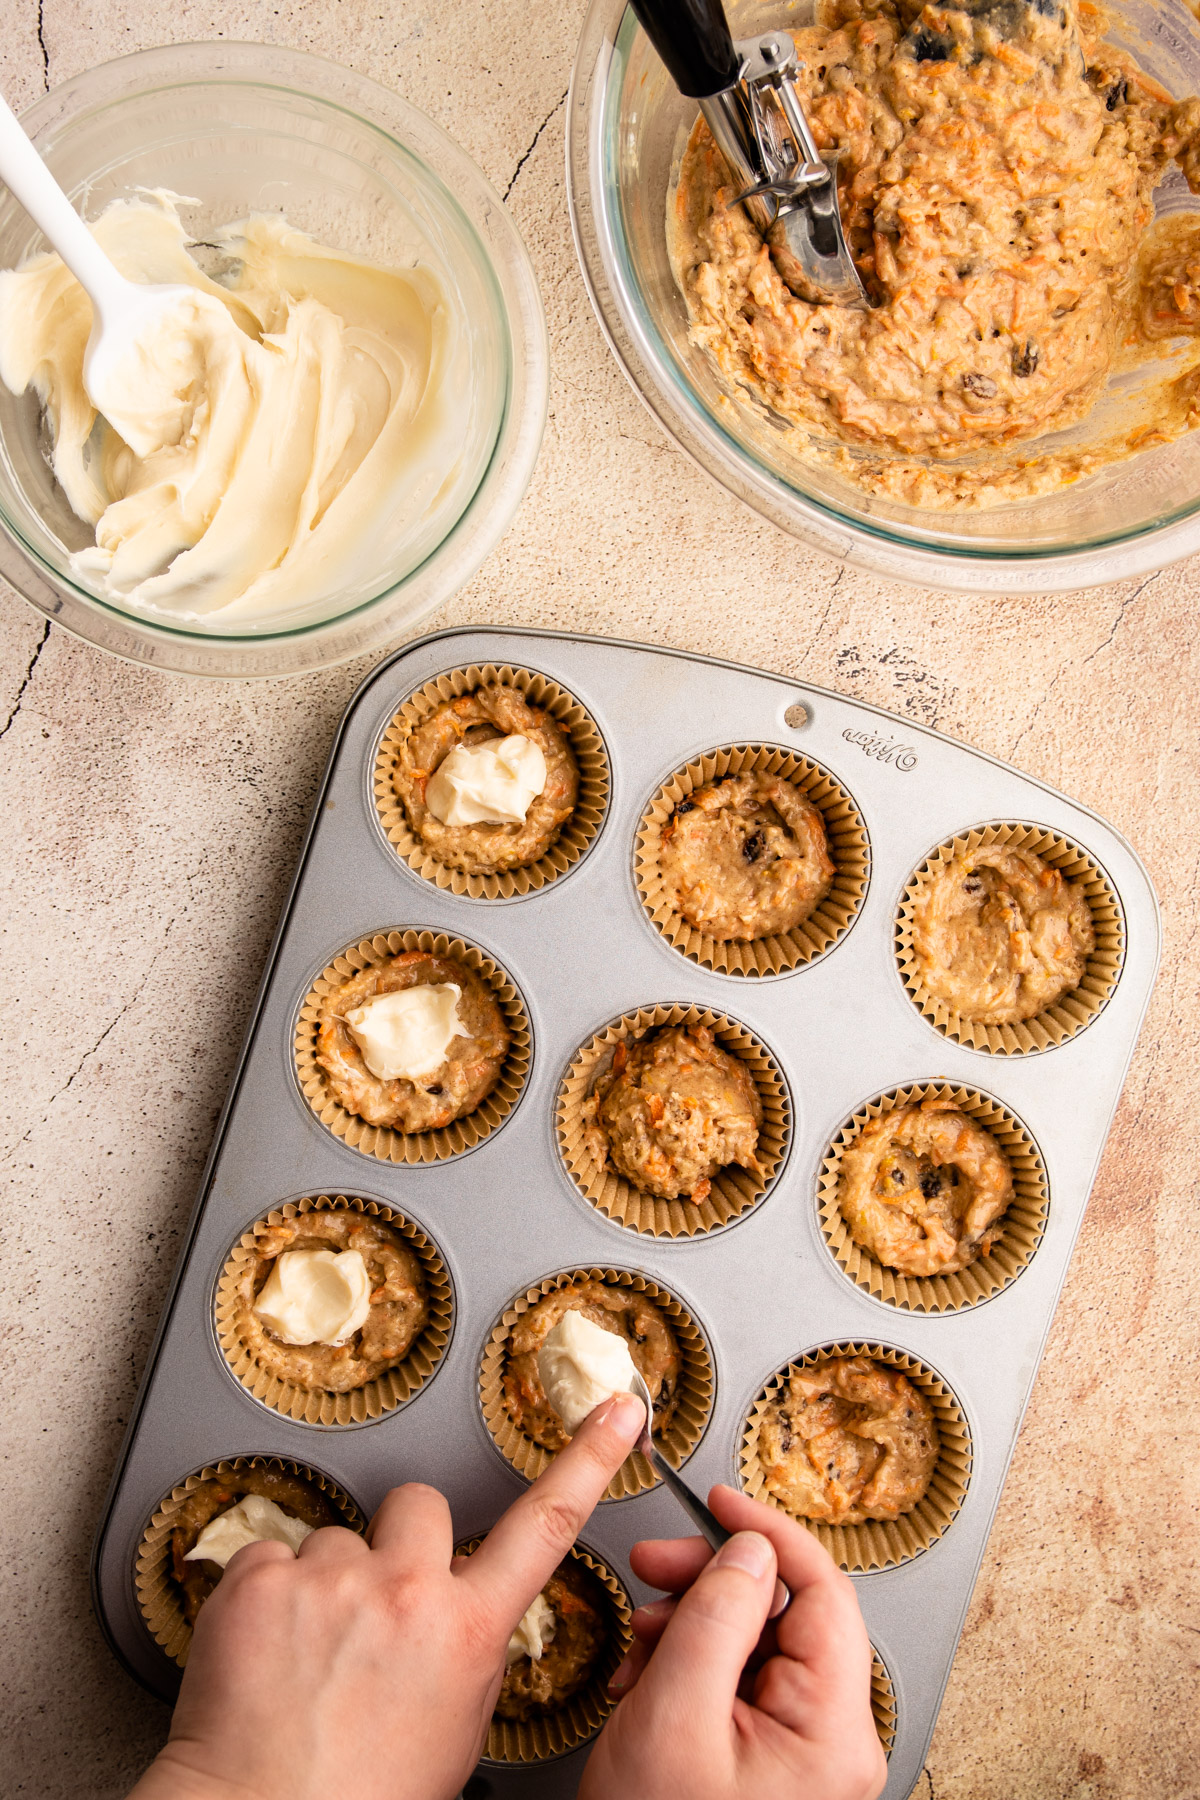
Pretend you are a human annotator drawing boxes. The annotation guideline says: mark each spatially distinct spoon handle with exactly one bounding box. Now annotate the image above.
[0,93,127,314]
[647,1448,733,1551]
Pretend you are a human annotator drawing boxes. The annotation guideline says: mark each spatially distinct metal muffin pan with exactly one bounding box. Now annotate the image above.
[92,626,1159,1800]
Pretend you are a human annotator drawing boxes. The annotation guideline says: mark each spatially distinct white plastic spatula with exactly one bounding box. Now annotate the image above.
[0,90,213,456]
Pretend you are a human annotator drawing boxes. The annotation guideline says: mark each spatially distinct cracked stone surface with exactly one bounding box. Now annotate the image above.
[1,2,1199,1796]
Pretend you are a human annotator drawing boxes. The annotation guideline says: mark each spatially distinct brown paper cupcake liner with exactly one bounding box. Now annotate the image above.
[871,1649,897,1757]
[135,1455,366,1667]
[455,1536,633,1764]
[480,1267,715,1499]
[740,1342,972,1572]
[895,822,1125,1054]
[294,928,531,1164]
[818,1083,1049,1313]
[635,744,870,977]
[556,1003,790,1238]
[373,663,610,899]
[214,1195,454,1425]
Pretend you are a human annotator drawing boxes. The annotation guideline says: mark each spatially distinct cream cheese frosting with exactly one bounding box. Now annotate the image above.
[183,1494,314,1568]
[505,1591,557,1666]
[344,983,464,1083]
[426,735,548,827]
[0,192,468,629]
[536,1311,637,1436]
[253,1248,372,1346]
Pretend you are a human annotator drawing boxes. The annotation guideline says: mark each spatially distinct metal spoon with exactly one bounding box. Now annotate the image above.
[0,91,221,455]
[628,1368,790,1615]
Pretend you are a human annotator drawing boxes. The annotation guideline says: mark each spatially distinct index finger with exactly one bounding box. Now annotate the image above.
[463,1392,644,1616]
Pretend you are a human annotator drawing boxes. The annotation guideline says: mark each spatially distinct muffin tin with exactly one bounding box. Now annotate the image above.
[91,626,1159,1800]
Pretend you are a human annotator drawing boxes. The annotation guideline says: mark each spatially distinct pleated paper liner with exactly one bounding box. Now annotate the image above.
[135,1455,365,1667]
[818,1083,1049,1313]
[895,822,1126,1054]
[739,1343,972,1572]
[294,928,531,1164]
[871,1649,897,1757]
[479,1267,715,1499]
[556,1003,790,1238]
[635,744,870,977]
[214,1195,453,1425]
[373,663,610,899]
[455,1536,633,1765]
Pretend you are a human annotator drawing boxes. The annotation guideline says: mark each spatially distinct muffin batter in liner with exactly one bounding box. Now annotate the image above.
[480,1268,714,1499]
[557,1004,790,1237]
[295,929,530,1163]
[456,1537,633,1764]
[135,1455,365,1666]
[636,746,869,976]
[374,664,609,898]
[215,1195,453,1424]
[896,824,1124,1054]
[870,1650,897,1758]
[819,1084,1049,1312]
[740,1344,971,1572]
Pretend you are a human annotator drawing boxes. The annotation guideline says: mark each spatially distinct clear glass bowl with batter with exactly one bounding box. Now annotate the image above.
[568,0,1200,592]
[0,42,548,675]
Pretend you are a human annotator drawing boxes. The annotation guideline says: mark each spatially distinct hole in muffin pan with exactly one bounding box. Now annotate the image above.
[455,1535,633,1765]
[372,662,611,900]
[135,1456,366,1667]
[817,1083,1050,1313]
[739,1342,972,1573]
[556,1002,792,1238]
[635,742,870,977]
[213,1195,455,1426]
[478,1267,716,1501]
[895,821,1126,1055]
[293,927,532,1164]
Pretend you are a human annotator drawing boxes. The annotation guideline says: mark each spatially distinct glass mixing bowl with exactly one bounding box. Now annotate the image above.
[0,43,548,675]
[568,0,1200,592]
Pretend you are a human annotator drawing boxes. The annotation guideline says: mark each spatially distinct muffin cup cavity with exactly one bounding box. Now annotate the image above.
[896,822,1125,1054]
[818,1083,1049,1313]
[294,928,531,1164]
[871,1650,897,1758]
[215,1195,453,1425]
[739,1343,971,1572]
[135,1456,365,1666]
[556,1003,790,1238]
[373,663,610,898]
[635,744,870,976]
[456,1536,633,1764]
[479,1267,715,1499]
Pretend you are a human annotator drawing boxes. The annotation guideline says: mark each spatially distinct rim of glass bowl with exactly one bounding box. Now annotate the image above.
[0,42,549,677]
[567,0,1200,595]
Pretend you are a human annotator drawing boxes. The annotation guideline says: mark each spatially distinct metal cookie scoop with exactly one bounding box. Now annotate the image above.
[627,1368,792,1615]
[630,0,868,306]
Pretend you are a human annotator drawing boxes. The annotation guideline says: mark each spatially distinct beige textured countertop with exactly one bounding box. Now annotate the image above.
[2,2,1198,1795]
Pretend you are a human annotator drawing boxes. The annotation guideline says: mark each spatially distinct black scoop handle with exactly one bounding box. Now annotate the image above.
[628,0,740,97]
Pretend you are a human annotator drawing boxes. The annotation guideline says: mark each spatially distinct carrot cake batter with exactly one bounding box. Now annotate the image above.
[838,1098,1013,1276]
[671,0,1200,505]
[659,773,834,941]
[495,1560,609,1720]
[758,1355,939,1524]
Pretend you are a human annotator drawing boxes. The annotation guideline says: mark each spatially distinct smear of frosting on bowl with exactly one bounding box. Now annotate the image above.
[0,192,469,628]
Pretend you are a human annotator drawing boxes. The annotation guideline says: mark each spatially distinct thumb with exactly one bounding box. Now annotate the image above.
[641,1531,776,1711]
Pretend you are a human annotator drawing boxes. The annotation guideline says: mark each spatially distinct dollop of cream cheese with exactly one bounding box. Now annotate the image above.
[536,1311,638,1436]
[0,192,468,630]
[426,735,548,827]
[506,1591,557,1666]
[183,1494,314,1569]
[345,983,463,1083]
[253,1248,372,1346]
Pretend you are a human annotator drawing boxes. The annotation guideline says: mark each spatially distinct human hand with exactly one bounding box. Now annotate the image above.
[128,1391,645,1800]
[579,1484,886,1800]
